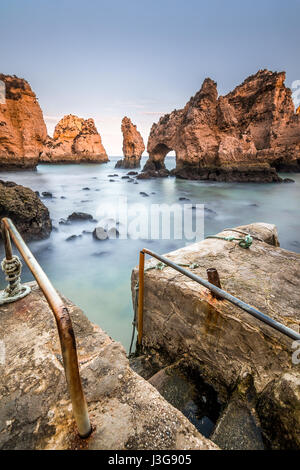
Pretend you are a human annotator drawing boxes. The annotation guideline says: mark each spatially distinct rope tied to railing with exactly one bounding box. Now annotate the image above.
[129,281,139,357]
[0,255,31,305]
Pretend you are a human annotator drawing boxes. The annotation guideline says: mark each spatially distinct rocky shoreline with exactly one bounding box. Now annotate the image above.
[1,70,300,182]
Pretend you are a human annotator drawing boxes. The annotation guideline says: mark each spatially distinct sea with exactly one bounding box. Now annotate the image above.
[1,156,300,350]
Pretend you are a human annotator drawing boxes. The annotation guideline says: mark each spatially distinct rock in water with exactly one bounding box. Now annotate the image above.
[144,70,300,181]
[40,114,108,163]
[115,117,145,168]
[0,180,52,240]
[0,74,47,169]
[67,212,93,221]
[93,226,108,240]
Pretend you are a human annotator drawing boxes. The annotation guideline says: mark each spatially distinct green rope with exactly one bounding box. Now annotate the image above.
[206,234,253,249]
[145,261,200,272]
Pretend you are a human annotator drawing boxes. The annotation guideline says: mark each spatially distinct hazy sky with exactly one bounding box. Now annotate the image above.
[1,0,299,155]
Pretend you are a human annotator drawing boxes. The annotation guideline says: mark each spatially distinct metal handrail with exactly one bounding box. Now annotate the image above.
[137,248,300,344]
[0,218,91,438]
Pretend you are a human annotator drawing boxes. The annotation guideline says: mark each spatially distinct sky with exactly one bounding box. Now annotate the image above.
[1,0,299,155]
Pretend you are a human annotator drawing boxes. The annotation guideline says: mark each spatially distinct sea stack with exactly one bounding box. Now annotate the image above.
[41,114,108,163]
[115,117,145,168]
[0,74,47,169]
[143,70,300,181]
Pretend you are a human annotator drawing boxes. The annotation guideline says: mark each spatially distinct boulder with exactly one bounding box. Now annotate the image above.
[0,180,52,241]
[67,212,93,222]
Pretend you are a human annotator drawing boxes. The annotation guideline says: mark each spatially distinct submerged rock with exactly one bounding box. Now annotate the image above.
[67,212,93,221]
[0,180,52,241]
[66,234,82,242]
[42,191,53,198]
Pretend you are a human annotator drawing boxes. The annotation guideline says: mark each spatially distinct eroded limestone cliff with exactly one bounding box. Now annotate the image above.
[0,75,108,167]
[0,74,47,168]
[115,117,145,168]
[41,114,108,163]
[144,70,300,181]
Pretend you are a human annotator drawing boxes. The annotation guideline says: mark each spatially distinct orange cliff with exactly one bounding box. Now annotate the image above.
[40,114,108,164]
[143,70,300,182]
[0,74,108,168]
[115,116,145,168]
[0,74,47,168]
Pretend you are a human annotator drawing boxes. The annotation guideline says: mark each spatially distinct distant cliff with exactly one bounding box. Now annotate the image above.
[0,74,47,168]
[0,75,108,168]
[40,114,108,163]
[115,116,145,168]
[144,70,300,182]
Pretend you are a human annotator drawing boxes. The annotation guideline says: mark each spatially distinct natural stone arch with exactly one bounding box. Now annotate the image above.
[143,143,175,171]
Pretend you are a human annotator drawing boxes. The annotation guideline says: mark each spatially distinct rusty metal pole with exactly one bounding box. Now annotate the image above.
[138,251,145,345]
[206,268,223,300]
[1,223,13,260]
[1,218,91,438]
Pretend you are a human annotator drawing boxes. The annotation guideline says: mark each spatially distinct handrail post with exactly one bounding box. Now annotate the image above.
[2,223,13,260]
[138,251,145,345]
[1,218,91,438]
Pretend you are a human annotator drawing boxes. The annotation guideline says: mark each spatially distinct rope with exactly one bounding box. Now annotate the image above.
[145,261,200,272]
[1,256,23,296]
[0,255,31,305]
[128,281,139,357]
[206,234,253,249]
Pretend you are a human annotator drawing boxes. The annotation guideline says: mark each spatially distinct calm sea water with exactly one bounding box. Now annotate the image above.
[1,156,300,350]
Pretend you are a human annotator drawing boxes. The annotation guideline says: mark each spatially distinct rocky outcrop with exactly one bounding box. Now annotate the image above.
[0,75,109,168]
[144,70,300,181]
[40,114,108,163]
[0,282,218,450]
[115,117,145,168]
[0,74,47,169]
[0,180,52,240]
[131,223,300,448]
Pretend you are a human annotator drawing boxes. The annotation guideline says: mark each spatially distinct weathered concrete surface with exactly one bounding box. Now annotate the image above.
[131,222,300,448]
[257,371,300,449]
[211,374,264,450]
[0,282,218,450]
